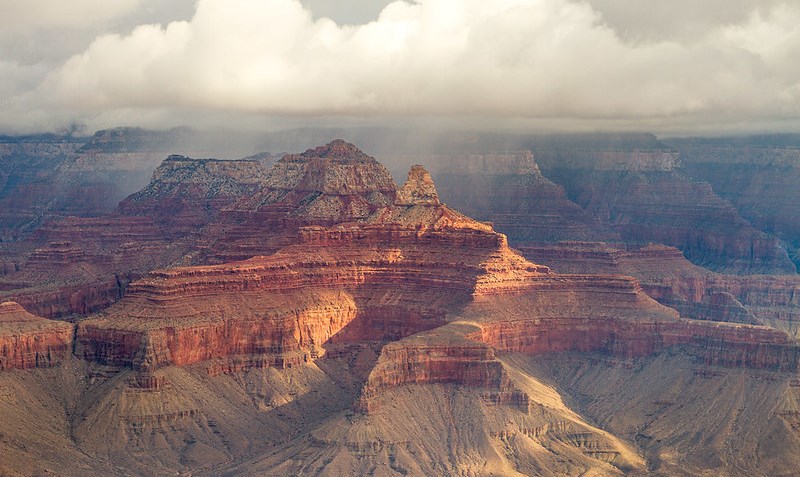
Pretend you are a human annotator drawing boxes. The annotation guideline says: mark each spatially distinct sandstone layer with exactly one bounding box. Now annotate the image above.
[76,164,549,371]
[2,138,800,476]
[0,301,74,370]
[520,242,800,338]
[207,139,399,262]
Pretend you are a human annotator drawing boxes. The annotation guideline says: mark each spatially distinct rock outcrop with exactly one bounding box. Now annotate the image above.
[0,301,74,370]
[76,162,549,370]
[3,137,800,477]
[357,323,529,414]
[206,140,399,261]
[0,152,278,318]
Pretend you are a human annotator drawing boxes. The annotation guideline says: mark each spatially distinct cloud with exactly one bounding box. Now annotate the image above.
[4,0,800,134]
[0,0,143,32]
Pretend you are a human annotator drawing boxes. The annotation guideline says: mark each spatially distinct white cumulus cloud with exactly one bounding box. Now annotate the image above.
[3,0,800,134]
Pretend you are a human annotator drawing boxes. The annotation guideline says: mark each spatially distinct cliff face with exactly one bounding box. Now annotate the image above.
[76,162,549,370]
[0,215,184,319]
[0,302,74,370]
[535,151,795,274]
[430,151,614,243]
[676,142,800,271]
[0,139,84,241]
[4,138,800,477]
[1,151,279,319]
[357,323,529,414]
[520,242,800,338]
[206,140,399,262]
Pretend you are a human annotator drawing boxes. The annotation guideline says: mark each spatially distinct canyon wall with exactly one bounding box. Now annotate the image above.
[431,151,615,243]
[535,150,794,273]
[0,302,74,370]
[674,140,800,271]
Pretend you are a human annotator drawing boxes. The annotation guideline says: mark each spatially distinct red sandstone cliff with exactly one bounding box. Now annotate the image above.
[0,301,74,370]
[519,242,800,338]
[76,162,548,370]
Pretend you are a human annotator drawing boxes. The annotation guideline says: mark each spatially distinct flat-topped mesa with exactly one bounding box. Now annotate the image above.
[356,323,529,414]
[436,151,541,175]
[395,164,440,206]
[0,301,74,370]
[535,150,681,172]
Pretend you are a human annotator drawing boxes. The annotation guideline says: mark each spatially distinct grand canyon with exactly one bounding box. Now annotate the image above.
[4,1,800,475]
[1,130,800,476]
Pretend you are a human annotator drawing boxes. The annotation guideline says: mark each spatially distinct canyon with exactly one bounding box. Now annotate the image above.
[0,133,799,476]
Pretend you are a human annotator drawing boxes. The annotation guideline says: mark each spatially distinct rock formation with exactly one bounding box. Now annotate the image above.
[673,137,800,271]
[0,301,74,370]
[76,163,550,370]
[205,139,399,261]
[2,138,800,477]
[118,155,272,233]
[520,242,800,338]
[534,149,795,273]
[431,151,615,243]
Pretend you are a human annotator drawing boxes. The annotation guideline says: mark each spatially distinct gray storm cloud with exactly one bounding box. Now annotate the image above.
[2,0,800,134]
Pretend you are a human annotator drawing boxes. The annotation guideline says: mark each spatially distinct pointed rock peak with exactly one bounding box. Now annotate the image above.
[396,164,440,206]
[299,139,373,162]
[0,301,38,322]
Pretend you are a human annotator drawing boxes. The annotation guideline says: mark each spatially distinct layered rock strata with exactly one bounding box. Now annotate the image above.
[207,140,399,261]
[118,155,272,233]
[520,242,800,337]
[425,151,614,243]
[357,323,529,414]
[0,301,74,370]
[76,163,549,370]
[535,150,794,273]
[1,154,279,318]
[674,139,800,271]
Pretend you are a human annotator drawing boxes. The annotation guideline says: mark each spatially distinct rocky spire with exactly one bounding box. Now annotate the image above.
[395,164,440,206]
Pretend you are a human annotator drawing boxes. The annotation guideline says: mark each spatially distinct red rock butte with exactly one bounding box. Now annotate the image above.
[64,143,799,399]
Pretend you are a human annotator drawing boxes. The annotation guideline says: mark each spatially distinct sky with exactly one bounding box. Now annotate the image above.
[1,0,799,136]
